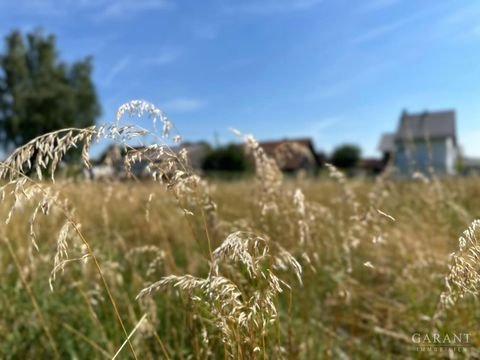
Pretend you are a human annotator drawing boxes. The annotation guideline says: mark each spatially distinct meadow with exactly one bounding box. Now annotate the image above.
[1,101,480,359]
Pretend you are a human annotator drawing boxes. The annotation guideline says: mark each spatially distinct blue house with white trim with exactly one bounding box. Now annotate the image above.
[378,110,459,176]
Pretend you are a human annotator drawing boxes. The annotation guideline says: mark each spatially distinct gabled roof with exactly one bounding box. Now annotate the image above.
[396,110,456,144]
[378,133,395,153]
[258,138,314,153]
[257,138,318,170]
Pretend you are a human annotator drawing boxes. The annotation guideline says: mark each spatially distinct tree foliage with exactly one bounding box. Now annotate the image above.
[0,29,100,152]
[331,144,361,169]
[202,144,250,172]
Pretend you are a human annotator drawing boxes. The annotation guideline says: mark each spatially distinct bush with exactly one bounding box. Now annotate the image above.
[330,144,361,169]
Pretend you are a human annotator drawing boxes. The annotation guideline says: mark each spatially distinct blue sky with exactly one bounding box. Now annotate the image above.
[1,0,480,157]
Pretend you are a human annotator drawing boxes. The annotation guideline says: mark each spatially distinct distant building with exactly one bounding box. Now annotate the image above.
[179,142,210,169]
[257,138,319,172]
[378,110,459,176]
[359,158,384,175]
[87,144,124,180]
[87,142,210,180]
[463,157,480,175]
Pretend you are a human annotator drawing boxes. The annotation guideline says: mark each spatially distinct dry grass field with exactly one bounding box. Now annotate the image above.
[1,101,480,359]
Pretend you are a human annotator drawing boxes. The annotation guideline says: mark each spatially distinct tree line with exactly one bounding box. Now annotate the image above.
[201,143,361,172]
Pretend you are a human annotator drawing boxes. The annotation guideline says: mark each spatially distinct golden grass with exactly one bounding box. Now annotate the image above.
[1,100,480,359]
[1,177,480,358]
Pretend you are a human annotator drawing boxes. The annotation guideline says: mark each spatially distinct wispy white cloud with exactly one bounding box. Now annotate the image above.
[143,47,183,66]
[95,0,173,20]
[303,58,396,103]
[437,4,480,40]
[309,117,340,132]
[162,98,206,112]
[442,5,479,25]
[352,10,426,44]
[103,56,131,86]
[306,118,342,145]
[223,0,324,15]
[352,21,403,44]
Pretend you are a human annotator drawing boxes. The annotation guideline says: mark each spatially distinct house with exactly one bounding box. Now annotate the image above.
[87,142,210,180]
[177,142,210,169]
[85,144,124,180]
[378,110,459,176]
[359,158,384,175]
[257,138,319,172]
[86,144,153,180]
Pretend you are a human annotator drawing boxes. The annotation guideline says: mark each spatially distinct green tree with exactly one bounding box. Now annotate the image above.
[202,144,250,172]
[331,144,361,169]
[0,29,100,153]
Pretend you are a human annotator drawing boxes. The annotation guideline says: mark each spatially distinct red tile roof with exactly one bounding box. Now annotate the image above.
[257,138,318,171]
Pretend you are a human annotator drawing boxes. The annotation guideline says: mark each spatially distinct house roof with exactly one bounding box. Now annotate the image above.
[378,133,395,153]
[396,110,456,144]
[258,138,313,153]
[256,138,318,170]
